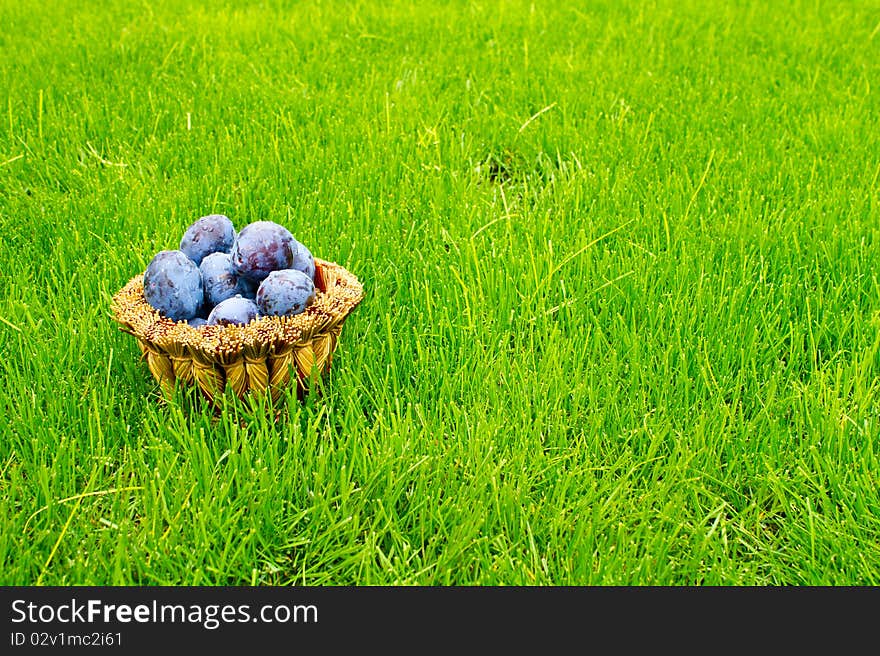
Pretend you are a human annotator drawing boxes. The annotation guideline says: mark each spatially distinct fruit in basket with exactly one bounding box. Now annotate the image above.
[206,295,260,326]
[256,269,316,317]
[291,239,316,281]
[230,221,297,283]
[143,250,204,321]
[200,252,256,308]
[112,238,364,407]
[179,214,237,266]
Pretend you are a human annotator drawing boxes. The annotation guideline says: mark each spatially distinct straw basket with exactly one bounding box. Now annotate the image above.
[111,258,363,406]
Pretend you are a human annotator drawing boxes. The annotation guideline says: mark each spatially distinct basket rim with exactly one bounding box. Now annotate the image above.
[111,258,363,359]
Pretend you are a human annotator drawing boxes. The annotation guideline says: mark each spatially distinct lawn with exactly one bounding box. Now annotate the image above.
[1,0,879,585]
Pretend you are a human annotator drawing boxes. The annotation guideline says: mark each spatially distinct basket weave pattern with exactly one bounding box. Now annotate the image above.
[111,259,363,405]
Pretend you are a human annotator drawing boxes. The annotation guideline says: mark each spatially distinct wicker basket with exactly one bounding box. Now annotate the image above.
[111,258,363,406]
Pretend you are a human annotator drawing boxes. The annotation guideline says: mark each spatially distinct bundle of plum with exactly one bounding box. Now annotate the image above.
[144,214,316,327]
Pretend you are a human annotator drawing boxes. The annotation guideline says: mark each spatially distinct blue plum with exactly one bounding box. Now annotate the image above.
[188,317,208,328]
[179,214,236,266]
[143,250,204,321]
[230,221,297,283]
[291,239,316,281]
[200,252,256,308]
[256,269,316,317]
[206,295,260,327]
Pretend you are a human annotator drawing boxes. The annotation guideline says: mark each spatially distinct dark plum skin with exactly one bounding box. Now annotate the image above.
[179,214,236,266]
[143,250,204,321]
[200,252,256,308]
[230,221,297,283]
[206,295,260,327]
[256,269,316,317]
[291,239,316,281]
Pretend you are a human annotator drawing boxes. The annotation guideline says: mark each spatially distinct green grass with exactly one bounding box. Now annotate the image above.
[1,0,879,585]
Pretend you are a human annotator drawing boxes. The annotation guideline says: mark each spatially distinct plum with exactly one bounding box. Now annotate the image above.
[143,250,204,321]
[180,214,236,266]
[256,269,316,317]
[206,295,260,327]
[230,221,297,283]
[188,317,208,328]
[291,239,316,281]
[200,252,256,308]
